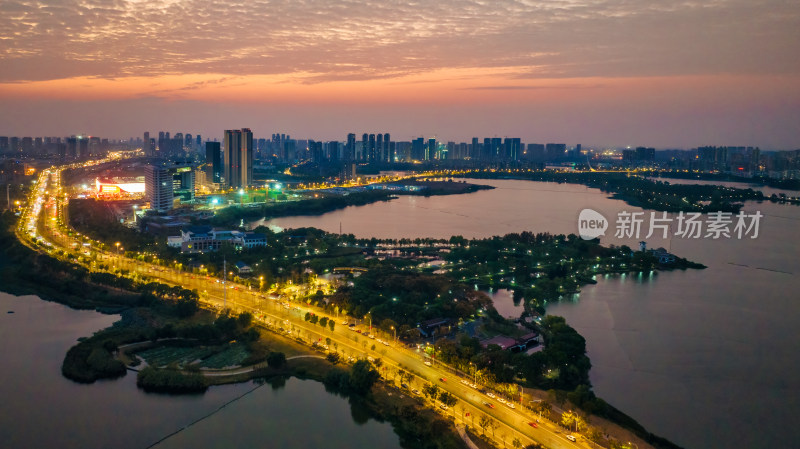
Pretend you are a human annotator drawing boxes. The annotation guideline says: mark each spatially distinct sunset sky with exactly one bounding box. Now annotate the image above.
[1,0,799,148]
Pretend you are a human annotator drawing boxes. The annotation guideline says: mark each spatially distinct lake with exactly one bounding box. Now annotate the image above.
[0,292,402,449]
[255,178,800,449]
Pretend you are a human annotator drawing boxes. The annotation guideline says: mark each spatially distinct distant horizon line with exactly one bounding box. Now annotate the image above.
[1,132,796,152]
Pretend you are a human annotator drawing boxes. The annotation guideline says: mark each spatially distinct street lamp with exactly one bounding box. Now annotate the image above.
[470,362,477,384]
[390,325,396,343]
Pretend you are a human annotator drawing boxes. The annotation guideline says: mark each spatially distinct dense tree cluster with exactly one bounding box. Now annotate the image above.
[322,359,380,396]
[451,170,762,212]
[136,366,207,393]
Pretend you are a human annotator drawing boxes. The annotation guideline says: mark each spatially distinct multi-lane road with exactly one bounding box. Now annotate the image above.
[20,163,591,449]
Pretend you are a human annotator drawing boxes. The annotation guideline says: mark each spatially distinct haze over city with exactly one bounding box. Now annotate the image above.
[1,0,799,148]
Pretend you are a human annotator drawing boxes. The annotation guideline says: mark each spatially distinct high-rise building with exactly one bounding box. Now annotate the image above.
[346,133,356,161]
[145,165,174,212]
[503,138,521,160]
[65,137,77,159]
[205,142,221,183]
[635,147,655,162]
[78,138,89,159]
[143,132,150,155]
[525,143,545,161]
[545,143,567,161]
[171,165,195,202]
[361,134,368,161]
[383,133,391,162]
[411,137,425,161]
[21,137,33,154]
[9,137,20,154]
[368,134,376,162]
[428,138,437,160]
[223,128,253,188]
[89,136,101,157]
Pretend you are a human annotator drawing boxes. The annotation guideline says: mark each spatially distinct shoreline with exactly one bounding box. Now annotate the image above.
[3,205,684,446]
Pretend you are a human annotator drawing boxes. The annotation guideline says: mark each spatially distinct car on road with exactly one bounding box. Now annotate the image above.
[486,392,496,398]
[528,422,538,428]
[483,402,494,408]
[439,377,447,382]
[506,402,515,409]
[439,404,448,410]
[424,361,432,366]
[565,435,576,442]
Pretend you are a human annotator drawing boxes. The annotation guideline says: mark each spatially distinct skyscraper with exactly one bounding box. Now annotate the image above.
[545,143,566,161]
[206,141,221,183]
[346,133,356,161]
[145,165,174,212]
[411,137,425,161]
[223,128,253,188]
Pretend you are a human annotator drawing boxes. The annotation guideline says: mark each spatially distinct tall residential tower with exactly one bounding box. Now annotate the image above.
[223,128,253,188]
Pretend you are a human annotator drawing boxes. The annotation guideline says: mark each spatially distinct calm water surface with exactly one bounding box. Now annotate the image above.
[258,178,800,449]
[0,292,402,449]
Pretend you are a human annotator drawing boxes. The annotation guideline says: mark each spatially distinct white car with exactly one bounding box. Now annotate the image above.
[486,392,496,398]
[424,361,432,366]
[566,435,576,442]
[506,402,515,409]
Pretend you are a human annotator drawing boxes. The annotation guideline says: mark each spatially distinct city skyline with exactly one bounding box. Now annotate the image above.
[0,1,799,149]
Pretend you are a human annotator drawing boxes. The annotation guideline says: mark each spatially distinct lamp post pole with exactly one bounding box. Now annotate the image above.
[223,258,227,310]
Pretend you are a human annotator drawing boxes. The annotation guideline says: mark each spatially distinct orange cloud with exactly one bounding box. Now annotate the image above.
[0,70,796,111]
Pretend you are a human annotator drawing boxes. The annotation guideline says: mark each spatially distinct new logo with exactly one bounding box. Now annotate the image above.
[578,208,608,240]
